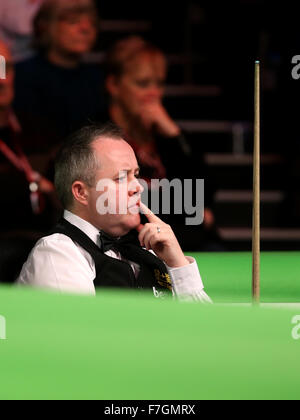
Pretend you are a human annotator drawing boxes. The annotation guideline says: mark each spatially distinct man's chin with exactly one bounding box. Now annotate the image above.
[114,212,140,234]
[125,212,141,230]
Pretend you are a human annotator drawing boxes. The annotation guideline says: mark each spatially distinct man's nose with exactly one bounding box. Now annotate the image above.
[129,178,144,196]
[137,179,145,194]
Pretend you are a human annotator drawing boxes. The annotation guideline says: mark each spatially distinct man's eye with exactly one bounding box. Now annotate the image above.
[116,176,127,182]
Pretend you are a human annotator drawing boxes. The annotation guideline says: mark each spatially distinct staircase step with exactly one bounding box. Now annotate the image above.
[218,228,300,251]
[213,190,284,228]
[219,228,300,241]
[204,155,285,190]
[215,190,284,203]
[166,96,226,118]
[165,85,222,97]
[100,20,152,32]
[215,204,282,228]
[178,120,251,134]
[205,154,283,166]
[175,122,253,153]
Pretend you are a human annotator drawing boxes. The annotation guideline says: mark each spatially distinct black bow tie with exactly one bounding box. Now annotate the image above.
[100,230,140,253]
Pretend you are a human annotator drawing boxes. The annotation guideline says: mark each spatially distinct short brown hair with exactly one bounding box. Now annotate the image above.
[54,122,124,209]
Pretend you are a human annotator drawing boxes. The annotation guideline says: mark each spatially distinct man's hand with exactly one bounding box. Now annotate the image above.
[137,202,189,268]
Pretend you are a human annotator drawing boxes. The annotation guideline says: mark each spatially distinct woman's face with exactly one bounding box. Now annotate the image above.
[110,52,167,117]
[49,11,97,56]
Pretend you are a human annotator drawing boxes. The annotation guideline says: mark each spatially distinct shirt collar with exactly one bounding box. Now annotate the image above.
[64,210,100,247]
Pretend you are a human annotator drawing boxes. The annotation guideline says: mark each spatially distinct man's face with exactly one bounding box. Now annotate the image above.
[87,138,144,237]
[49,10,97,56]
[0,42,14,109]
[110,51,167,117]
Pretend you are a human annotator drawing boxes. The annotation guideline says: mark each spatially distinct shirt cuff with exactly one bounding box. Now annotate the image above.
[166,257,212,303]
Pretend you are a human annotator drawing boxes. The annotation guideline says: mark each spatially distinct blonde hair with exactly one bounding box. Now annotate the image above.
[106,36,166,77]
[55,123,124,209]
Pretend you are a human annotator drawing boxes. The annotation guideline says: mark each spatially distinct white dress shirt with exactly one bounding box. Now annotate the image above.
[18,211,212,303]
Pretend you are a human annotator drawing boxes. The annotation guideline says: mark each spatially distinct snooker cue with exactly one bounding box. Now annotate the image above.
[252,61,261,304]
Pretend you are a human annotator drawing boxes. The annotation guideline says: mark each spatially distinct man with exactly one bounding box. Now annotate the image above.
[18,124,211,302]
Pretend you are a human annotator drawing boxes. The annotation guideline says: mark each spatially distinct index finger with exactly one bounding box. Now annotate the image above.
[139,202,162,223]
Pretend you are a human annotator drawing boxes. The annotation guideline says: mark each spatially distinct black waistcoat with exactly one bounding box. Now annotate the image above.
[48,218,172,293]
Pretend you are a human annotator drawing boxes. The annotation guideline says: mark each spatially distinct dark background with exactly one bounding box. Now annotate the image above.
[89,0,300,250]
[92,0,300,150]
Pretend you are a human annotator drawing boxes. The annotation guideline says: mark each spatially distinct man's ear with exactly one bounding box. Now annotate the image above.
[105,75,119,97]
[72,181,89,206]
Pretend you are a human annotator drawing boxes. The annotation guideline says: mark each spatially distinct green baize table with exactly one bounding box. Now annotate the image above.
[0,252,300,400]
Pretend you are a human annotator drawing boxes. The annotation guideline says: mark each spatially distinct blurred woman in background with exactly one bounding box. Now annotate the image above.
[105,36,190,183]
[105,36,220,250]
